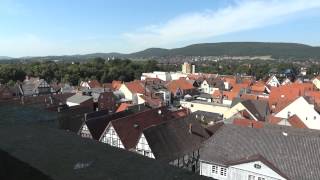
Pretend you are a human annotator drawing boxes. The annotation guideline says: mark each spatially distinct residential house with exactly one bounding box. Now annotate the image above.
[78,110,134,139]
[269,83,314,113]
[200,79,225,94]
[274,96,320,130]
[99,107,177,150]
[199,124,320,180]
[116,103,151,113]
[167,79,198,98]
[281,78,292,86]
[224,98,270,121]
[80,80,102,89]
[119,81,145,102]
[250,81,269,95]
[180,99,230,115]
[98,91,117,112]
[194,93,213,102]
[0,85,13,100]
[266,75,280,87]
[139,116,209,171]
[111,80,122,90]
[66,94,93,108]
[192,110,223,126]
[19,76,51,96]
[60,83,75,94]
[312,76,320,90]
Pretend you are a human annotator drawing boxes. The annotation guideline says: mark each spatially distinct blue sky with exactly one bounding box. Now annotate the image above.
[1,0,320,57]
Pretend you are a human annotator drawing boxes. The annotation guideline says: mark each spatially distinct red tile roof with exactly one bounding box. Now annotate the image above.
[116,103,131,113]
[125,81,145,94]
[88,80,102,88]
[166,79,194,94]
[269,83,314,113]
[251,81,266,93]
[288,115,308,129]
[268,115,282,124]
[222,90,239,101]
[240,94,258,100]
[171,108,189,119]
[139,95,163,108]
[305,91,320,104]
[233,118,264,129]
[112,80,122,90]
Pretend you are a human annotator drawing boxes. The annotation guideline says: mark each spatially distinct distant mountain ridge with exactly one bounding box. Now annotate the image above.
[2,42,320,61]
[0,56,13,60]
[128,42,320,59]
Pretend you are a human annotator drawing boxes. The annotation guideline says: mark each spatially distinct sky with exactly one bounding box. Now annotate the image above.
[1,0,320,57]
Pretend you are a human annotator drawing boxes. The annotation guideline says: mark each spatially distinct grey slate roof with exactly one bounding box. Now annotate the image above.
[200,124,320,180]
[192,111,223,124]
[231,98,270,121]
[143,116,209,162]
[67,94,92,104]
[0,125,210,180]
[204,79,225,90]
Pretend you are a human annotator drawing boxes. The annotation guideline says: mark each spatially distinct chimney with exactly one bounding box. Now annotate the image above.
[189,123,192,134]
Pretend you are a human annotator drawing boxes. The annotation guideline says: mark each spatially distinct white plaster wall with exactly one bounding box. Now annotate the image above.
[119,84,133,101]
[275,97,320,130]
[180,100,230,115]
[66,101,80,107]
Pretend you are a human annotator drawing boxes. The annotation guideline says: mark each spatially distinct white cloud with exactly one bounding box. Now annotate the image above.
[124,0,320,50]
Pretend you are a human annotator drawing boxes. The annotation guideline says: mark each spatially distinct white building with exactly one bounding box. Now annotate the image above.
[200,124,320,180]
[312,76,320,90]
[275,96,320,130]
[200,79,224,94]
[141,71,172,81]
[100,124,125,149]
[266,75,280,87]
[141,71,189,81]
[180,100,230,115]
[200,157,286,180]
[135,133,155,158]
[182,62,192,74]
[66,94,93,107]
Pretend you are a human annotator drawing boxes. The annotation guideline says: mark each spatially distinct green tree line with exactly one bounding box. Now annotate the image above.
[0,58,159,86]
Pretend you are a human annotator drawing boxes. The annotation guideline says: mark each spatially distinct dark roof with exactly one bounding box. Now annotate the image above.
[192,111,223,123]
[85,110,134,140]
[232,98,270,121]
[204,79,225,90]
[0,125,209,180]
[67,95,93,104]
[109,107,175,150]
[200,124,320,180]
[58,105,94,133]
[195,93,213,99]
[143,115,209,162]
[226,154,289,179]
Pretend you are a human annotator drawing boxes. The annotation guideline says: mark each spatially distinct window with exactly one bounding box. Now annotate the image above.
[220,167,227,176]
[258,177,265,180]
[136,149,143,155]
[191,104,194,107]
[112,138,118,147]
[144,151,150,157]
[212,165,218,174]
[248,175,255,180]
[105,137,111,144]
